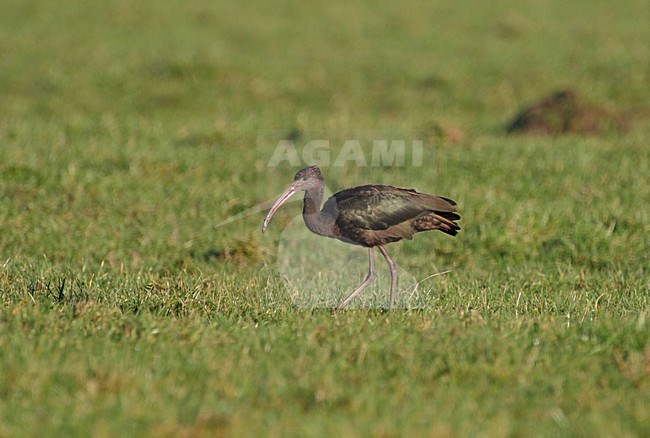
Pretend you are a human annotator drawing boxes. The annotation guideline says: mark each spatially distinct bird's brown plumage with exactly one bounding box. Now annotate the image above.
[321,184,460,247]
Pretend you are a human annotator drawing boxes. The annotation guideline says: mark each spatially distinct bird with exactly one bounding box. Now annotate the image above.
[262,165,460,311]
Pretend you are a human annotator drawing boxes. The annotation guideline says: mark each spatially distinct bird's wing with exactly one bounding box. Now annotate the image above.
[324,185,456,231]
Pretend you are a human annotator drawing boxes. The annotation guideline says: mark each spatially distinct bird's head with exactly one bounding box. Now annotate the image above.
[262,165,323,232]
[292,165,323,188]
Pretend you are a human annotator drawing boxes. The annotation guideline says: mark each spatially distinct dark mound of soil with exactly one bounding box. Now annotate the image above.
[506,89,626,136]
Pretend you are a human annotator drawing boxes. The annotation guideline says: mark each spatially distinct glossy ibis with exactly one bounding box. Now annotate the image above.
[262,166,460,311]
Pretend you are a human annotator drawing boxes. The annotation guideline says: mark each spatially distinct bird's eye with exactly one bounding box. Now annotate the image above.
[302,177,308,181]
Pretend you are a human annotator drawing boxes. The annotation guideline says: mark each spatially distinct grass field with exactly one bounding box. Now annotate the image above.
[1,0,649,436]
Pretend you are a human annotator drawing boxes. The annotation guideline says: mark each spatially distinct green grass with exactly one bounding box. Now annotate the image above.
[1,0,649,436]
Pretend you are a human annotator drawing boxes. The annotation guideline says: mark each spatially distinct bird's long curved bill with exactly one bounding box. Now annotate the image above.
[262,183,299,232]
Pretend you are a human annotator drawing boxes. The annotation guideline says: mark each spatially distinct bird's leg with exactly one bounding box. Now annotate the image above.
[377,246,398,311]
[334,248,376,312]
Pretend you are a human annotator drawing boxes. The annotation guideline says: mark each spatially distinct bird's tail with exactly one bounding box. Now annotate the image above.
[414,211,461,236]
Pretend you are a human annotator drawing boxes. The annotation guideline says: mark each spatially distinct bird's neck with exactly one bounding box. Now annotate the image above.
[302,186,323,216]
[302,186,336,238]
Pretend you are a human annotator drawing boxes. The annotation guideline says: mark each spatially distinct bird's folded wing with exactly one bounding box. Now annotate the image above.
[327,185,456,230]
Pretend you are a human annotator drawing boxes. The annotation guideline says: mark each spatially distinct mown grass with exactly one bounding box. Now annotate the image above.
[1,0,649,436]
